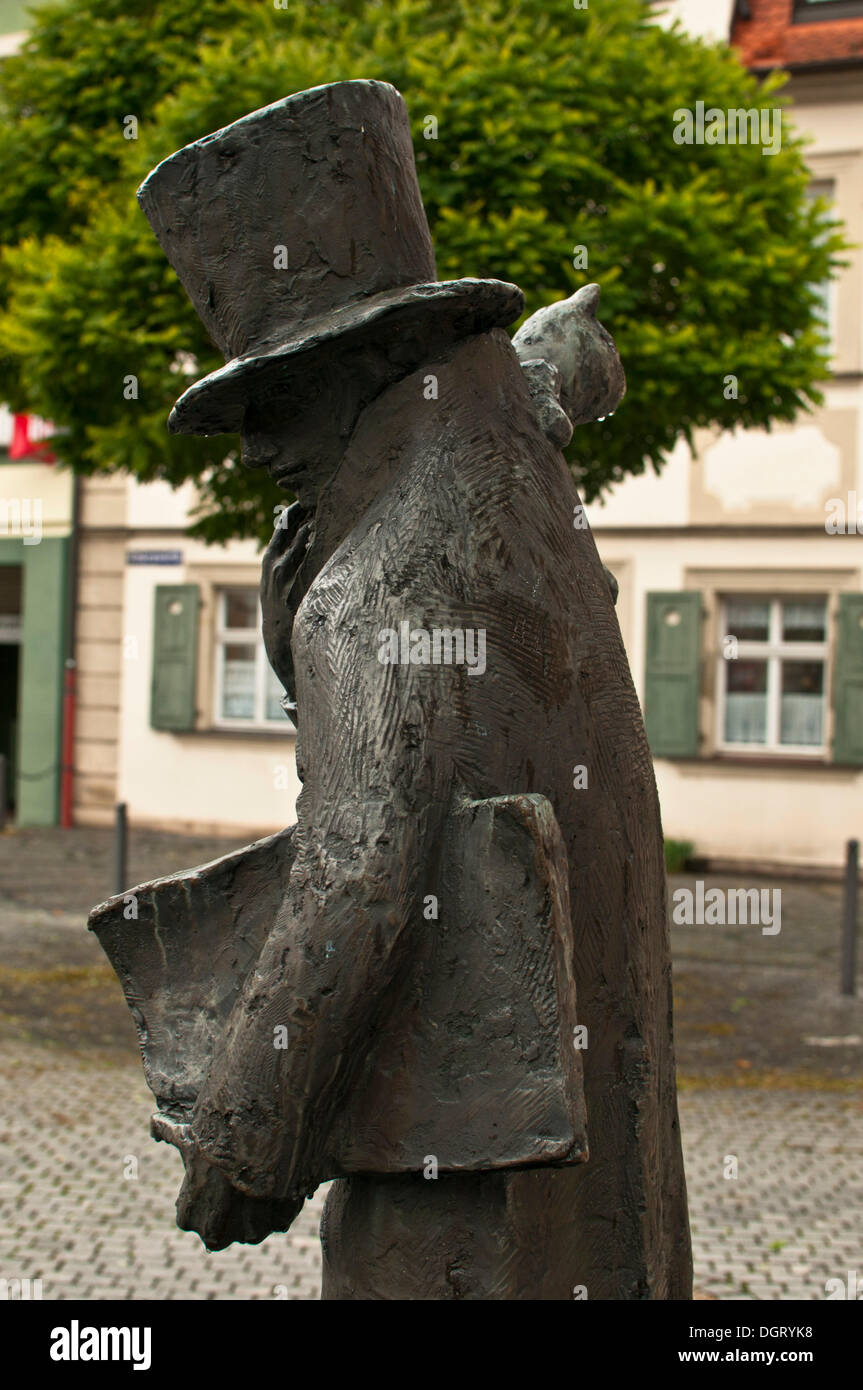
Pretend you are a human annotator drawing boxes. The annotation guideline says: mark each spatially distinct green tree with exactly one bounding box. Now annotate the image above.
[0,0,844,543]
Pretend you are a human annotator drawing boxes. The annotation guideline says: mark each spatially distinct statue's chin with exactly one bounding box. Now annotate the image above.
[270,467,318,508]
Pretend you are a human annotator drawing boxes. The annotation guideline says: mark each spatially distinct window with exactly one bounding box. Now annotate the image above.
[805,179,836,351]
[718,596,828,755]
[794,0,863,22]
[214,587,291,729]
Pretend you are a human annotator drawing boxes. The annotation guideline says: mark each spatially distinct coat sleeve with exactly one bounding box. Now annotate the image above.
[187,569,458,1203]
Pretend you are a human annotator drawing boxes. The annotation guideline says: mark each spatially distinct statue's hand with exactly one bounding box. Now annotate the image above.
[517,358,573,448]
[152,1113,304,1251]
[261,501,313,713]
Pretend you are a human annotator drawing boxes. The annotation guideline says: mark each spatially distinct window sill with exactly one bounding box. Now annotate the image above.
[169,725,297,741]
[662,752,858,771]
[712,752,830,768]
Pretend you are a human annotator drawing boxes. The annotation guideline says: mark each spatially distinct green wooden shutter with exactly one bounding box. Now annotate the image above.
[832,594,863,766]
[644,591,701,758]
[151,585,200,731]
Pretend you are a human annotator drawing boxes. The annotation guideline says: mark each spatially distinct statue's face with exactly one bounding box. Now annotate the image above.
[241,344,395,503]
[241,372,346,496]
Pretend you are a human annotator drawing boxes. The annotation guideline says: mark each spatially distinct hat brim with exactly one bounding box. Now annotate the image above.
[168,278,524,435]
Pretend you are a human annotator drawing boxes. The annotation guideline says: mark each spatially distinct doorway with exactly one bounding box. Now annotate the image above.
[0,564,22,817]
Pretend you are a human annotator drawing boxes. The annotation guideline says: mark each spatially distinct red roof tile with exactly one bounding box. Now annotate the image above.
[731,0,863,69]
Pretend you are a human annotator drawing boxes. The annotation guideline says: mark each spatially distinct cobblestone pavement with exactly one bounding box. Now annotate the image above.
[683,1087,863,1300]
[1,1041,860,1300]
[2,829,860,1299]
[0,1042,324,1301]
[0,825,254,917]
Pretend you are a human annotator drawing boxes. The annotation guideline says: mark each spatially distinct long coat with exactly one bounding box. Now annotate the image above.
[182,325,691,1298]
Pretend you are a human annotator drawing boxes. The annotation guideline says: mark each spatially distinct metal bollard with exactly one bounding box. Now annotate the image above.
[114,801,128,899]
[841,838,859,998]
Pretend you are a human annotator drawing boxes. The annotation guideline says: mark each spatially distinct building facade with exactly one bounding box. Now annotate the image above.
[70,475,300,834]
[0,407,72,825]
[593,0,863,869]
[4,0,861,870]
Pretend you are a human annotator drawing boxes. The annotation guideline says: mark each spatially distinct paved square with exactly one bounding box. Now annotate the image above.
[1,830,860,1300]
[0,1041,860,1299]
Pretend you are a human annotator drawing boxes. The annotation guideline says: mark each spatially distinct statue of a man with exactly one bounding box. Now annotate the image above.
[91,79,691,1300]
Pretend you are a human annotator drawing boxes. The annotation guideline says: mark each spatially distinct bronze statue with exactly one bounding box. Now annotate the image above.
[90,79,692,1299]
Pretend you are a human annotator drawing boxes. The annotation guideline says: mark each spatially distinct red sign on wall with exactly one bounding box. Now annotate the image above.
[9,414,56,462]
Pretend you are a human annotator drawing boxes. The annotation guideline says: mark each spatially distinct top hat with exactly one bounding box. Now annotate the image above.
[138,80,524,436]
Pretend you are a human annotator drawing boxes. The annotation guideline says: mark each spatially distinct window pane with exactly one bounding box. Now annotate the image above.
[223,589,258,630]
[804,181,834,327]
[220,643,256,719]
[782,599,826,643]
[725,599,769,643]
[780,661,824,746]
[265,663,287,722]
[724,659,768,744]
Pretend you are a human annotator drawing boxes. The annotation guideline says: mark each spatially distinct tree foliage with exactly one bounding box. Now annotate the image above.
[0,0,844,543]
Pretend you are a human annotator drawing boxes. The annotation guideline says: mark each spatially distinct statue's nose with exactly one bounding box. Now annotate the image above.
[241,431,280,469]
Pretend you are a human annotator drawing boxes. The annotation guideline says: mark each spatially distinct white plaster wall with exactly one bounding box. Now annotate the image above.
[701,423,841,515]
[791,99,863,157]
[118,543,300,834]
[0,462,72,537]
[125,477,200,532]
[585,437,692,529]
[651,0,735,43]
[656,760,860,868]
